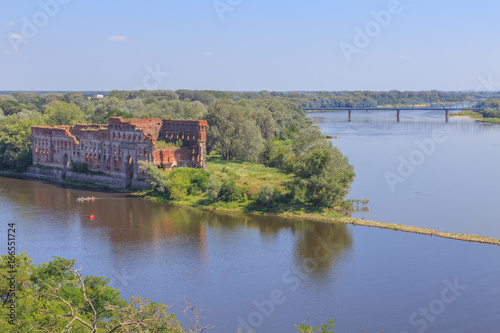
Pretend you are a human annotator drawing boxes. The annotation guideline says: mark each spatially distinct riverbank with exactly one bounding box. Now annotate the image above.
[451,111,500,124]
[3,166,499,247]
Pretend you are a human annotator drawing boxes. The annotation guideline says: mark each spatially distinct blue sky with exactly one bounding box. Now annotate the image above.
[1,0,499,91]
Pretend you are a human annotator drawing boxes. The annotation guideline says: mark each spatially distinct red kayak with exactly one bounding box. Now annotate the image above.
[88,215,96,219]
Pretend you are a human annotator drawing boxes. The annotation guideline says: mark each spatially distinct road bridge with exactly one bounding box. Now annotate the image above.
[303,99,498,121]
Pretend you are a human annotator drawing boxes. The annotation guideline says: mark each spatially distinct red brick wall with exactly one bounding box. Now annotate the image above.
[31,117,208,175]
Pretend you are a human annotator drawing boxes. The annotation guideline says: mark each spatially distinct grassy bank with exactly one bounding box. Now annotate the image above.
[137,155,345,219]
[451,110,500,124]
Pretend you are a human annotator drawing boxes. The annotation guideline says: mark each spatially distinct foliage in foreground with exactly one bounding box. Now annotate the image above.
[296,319,336,333]
[0,253,185,332]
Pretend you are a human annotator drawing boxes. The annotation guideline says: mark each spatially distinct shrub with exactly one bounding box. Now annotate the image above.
[186,168,210,194]
[167,171,190,200]
[258,183,279,208]
[138,161,168,194]
[139,163,210,199]
[71,162,89,174]
[218,180,241,202]
[206,175,221,202]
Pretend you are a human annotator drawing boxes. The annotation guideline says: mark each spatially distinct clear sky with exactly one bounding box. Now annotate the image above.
[1,0,499,91]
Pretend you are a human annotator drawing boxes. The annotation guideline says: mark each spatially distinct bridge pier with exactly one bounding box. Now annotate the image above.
[397,110,400,122]
[445,110,449,122]
[348,110,352,122]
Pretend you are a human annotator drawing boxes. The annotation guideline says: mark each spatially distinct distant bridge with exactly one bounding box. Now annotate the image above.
[303,99,499,121]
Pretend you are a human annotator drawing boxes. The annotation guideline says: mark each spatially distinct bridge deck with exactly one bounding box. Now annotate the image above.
[304,107,490,111]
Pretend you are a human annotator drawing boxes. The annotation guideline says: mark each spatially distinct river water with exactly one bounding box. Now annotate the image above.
[309,110,500,239]
[1,111,499,332]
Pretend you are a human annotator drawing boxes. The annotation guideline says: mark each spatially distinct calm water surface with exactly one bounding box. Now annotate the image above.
[309,110,500,239]
[1,112,499,332]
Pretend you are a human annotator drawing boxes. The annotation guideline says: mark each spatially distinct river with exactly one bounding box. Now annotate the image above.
[0,111,499,332]
[309,110,500,239]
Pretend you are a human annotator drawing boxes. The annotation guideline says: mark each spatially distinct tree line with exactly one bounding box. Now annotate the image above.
[1,89,498,207]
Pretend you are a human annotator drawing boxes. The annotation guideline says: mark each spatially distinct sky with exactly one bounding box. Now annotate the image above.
[1,0,500,92]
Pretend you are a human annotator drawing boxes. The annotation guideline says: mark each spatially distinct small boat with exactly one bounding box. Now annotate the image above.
[88,215,96,219]
[77,196,95,202]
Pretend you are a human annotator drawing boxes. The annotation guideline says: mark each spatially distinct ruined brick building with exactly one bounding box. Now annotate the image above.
[31,117,207,185]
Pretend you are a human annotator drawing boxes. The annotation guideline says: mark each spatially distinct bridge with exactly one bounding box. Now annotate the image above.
[303,99,498,121]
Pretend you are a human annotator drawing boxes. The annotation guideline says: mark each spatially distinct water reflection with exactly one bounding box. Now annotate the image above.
[292,221,352,285]
[0,176,353,284]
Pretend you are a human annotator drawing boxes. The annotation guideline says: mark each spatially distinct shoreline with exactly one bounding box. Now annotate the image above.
[139,194,500,247]
[2,172,499,247]
[450,113,500,124]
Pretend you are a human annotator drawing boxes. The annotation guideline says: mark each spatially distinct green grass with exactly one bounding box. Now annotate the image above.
[137,155,346,219]
[155,140,181,148]
[207,155,293,194]
[273,139,292,147]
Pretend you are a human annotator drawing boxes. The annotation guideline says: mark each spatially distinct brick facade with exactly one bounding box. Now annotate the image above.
[31,117,207,184]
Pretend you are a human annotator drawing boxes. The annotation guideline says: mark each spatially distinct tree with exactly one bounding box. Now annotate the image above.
[93,97,126,122]
[258,183,279,208]
[0,117,46,171]
[0,253,189,332]
[206,100,264,161]
[0,100,24,116]
[44,102,85,126]
[138,161,168,194]
[206,175,221,203]
[218,180,241,202]
[234,120,264,163]
[296,319,336,333]
[100,109,134,124]
[290,128,355,208]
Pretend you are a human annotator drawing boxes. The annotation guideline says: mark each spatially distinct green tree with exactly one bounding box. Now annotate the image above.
[206,100,263,161]
[138,161,169,194]
[290,128,355,208]
[99,109,134,124]
[296,319,336,333]
[44,102,85,126]
[218,180,241,202]
[0,101,24,116]
[0,117,46,171]
[258,183,279,208]
[0,253,186,332]
[206,175,221,203]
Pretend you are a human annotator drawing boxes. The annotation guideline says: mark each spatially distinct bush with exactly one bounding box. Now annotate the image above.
[218,180,241,202]
[71,161,89,173]
[138,161,169,194]
[206,175,221,202]
[139,162,210,199]
[258,183,279,208]
[167,170,190,199]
